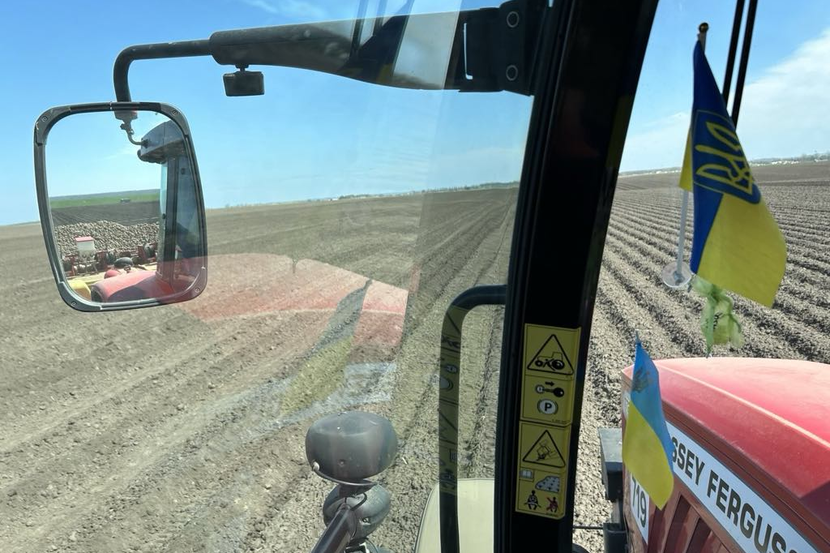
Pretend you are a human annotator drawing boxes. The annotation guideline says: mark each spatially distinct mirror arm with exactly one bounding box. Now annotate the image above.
[206,5,542,94]
[113,39,212,141]
[111,0,543,108]
[114,39,212,103]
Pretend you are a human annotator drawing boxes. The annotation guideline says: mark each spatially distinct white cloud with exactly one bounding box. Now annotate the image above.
[738,27,830,159]
[621,111,690,172]
[103,144,141,160]
[240,0,328,20]
[621,27,830,171]
[239,0,466,23]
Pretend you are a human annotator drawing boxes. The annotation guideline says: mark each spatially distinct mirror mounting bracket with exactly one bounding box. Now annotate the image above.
[111,0,546,104]
[461,0,545,95]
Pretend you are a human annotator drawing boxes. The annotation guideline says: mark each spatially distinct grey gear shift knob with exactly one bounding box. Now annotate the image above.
[306,411,398,483]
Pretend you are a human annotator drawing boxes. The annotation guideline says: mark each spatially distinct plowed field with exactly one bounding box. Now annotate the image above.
[1,162,827,553]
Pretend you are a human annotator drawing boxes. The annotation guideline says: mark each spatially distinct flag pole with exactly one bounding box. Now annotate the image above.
[722,0,745,104]
[730,0,758,126]
[670,23,708,287]
[675,189,690,284]
[698,21,709,49]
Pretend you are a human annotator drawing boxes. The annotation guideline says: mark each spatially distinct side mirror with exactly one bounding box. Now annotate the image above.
[33,102,208,311]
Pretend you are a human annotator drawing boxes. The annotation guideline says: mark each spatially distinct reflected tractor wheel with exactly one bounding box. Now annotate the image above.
[114,257,134,269]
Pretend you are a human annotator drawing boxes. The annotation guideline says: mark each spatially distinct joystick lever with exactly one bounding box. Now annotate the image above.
[306,412,398,553]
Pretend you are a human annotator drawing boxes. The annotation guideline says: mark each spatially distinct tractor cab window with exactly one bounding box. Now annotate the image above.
[158,161,168,261]
[171,155,200,259]
[4,1,828,553]
[579,1,830,551]
[1,2,531,552]
[159,154,200,261]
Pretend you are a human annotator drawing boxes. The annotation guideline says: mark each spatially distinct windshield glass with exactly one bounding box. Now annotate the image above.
[1,2,529,552]
[577,1,829,551]
[1,1,828,553]
[169,154,200,260]
[158,161,168,262]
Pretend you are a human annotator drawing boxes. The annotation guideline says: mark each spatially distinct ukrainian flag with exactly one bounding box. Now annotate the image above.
[688,42,786,307]
[622,341,674,509]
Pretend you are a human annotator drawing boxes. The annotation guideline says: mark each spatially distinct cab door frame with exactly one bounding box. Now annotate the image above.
[494,1,659,551]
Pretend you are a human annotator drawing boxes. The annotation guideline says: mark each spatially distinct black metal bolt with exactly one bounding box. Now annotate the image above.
[505,65,519,82]
[506,11,520,28]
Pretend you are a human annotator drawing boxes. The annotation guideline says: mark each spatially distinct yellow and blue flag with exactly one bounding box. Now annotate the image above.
[622,340,674,509]
[688,42,786,307]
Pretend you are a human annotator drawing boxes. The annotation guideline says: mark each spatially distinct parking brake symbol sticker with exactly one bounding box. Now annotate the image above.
[527,334,574,375]
[537,399,558,415]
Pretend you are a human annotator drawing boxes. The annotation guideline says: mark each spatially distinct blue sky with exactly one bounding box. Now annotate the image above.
[0,0,828,225]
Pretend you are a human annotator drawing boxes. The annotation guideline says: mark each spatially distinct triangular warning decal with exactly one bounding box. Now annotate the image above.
[522,429,565,468]
[527,334,574,375]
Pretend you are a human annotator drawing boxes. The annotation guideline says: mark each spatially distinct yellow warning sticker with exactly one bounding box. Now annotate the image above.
[516,325,580,520]
[438,443,457,495]
[524,325,580,379]
[516,466,568,519]
[438,401,458,447]
[515,422,571,518]
[518,422,570,470]
[520,373,575,426]
[438,399,458,497]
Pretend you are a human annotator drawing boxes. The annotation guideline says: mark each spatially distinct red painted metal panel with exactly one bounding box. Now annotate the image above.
[652,493,680,553]
[699,527,722,553]
[621,358,830,553]
[687,519,712,553]
[664,498,698,552]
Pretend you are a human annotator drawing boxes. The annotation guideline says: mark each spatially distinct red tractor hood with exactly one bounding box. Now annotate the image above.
[623,358,830,550]
[91,270,174,302]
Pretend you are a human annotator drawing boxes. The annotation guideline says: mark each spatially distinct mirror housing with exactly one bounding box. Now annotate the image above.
[223,69,265,96]
[33,102,208,312]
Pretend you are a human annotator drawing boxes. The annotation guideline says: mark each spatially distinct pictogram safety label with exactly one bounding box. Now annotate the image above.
[515,324,580,520]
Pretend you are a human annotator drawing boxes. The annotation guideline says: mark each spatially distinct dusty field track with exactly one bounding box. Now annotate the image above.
[1,163,828,553]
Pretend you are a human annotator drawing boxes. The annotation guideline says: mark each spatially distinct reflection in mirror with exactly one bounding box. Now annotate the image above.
[44,109,205,306]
